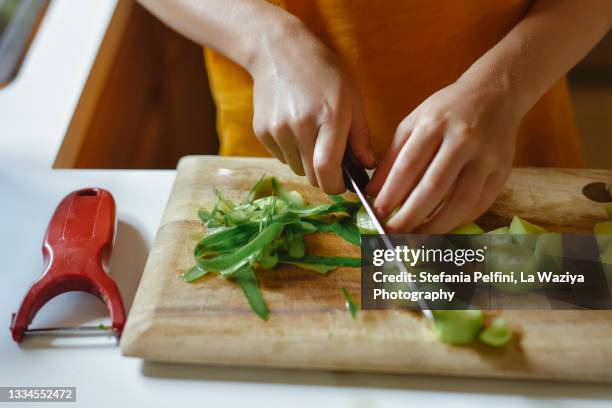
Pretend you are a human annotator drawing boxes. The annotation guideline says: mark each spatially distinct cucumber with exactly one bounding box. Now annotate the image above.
[356,206,378,235]
[478,318,512,347]
[509,216,547,250]
[432,309,483,345]
[605,203,612,220]
[488,226,509,234]
[451,223,485,234]
[486,226,513,245]
[534,233,563,275]
[486,242,538,292]
[449,222,485,250]
[601,241,612,279]
[594,221,612,252]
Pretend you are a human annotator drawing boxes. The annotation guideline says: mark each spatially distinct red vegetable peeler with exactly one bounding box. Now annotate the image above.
[10,188,126,342]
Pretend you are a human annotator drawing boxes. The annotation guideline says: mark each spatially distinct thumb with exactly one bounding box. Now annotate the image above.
[349,92,376,169]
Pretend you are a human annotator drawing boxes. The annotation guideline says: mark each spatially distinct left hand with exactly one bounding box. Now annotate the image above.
[366,80,520,233]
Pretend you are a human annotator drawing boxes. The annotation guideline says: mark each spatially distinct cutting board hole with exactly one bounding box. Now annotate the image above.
[582,182,612,202]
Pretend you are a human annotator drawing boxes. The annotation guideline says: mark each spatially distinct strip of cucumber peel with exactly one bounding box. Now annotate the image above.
[341,288,359,319]
[183,176,361,319]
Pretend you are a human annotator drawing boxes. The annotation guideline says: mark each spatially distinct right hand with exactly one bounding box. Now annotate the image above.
[248,19,375,194]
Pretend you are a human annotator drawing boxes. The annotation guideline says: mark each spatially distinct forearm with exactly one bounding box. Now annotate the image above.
[137,0,301,73]
[459,0,612,119]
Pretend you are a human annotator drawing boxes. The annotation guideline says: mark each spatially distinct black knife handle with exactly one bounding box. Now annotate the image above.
[342,149,369,193]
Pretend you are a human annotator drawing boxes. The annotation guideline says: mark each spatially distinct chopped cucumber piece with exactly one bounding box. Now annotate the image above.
[450,222,484,234]
[486,226,513,246]
[432,309,483,345]
[534,233,563,275]
[508,216,547,234]
[479,318,512,347]
[601,242,612,279]
[449,222,485,250]
[509,216,547,249]
[594,221,612,252]
[486,242,538,292]
[488,226,509,234]
[605,203,612,220]
[356,205,378,234]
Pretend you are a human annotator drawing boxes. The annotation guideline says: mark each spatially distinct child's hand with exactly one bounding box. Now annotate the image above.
[250,23,375,194]
[366,81,519,233]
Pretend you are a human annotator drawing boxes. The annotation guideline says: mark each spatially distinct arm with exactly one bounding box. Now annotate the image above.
[368,0,612,233]
[138,0,375,193]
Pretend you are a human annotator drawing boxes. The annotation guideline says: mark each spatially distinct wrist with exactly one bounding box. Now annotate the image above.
[455,68,524,127]
[245,11,313,76]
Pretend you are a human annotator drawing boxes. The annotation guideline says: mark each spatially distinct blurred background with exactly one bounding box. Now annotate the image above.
[42,1,611,170]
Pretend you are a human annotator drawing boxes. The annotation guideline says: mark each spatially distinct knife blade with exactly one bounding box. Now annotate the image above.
[342,152,434,320]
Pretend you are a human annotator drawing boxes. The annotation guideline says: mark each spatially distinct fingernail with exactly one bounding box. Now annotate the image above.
[373,204,386,219]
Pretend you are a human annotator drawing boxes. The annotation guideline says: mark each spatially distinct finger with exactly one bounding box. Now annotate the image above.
[462,170,510,224]
[299,147,318,187]
[348,91,376,169]
[313,116,350,194]
[385,140,467,232]
[292,121,319,187]
[415,162,489,234]
[371,121,443,217]
[258,132,286,164]
[366,115,417,195]
[274,126,305,176]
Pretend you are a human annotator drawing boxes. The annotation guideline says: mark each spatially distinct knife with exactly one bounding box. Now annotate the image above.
[342,152,434,320]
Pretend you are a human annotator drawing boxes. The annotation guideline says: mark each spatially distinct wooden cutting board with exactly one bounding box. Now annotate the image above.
[120,156,612,383]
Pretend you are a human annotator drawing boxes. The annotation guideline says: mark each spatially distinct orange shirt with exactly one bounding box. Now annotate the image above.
[204,0,583,167]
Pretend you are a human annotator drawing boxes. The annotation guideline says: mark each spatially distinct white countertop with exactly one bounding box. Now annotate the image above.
[0,1,611,407]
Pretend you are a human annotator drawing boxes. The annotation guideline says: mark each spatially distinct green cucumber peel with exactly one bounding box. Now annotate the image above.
[309,218,361,246]
[187,177,362,319]
[279,261,336,274]
[341,288,359,319]
[233,265,269,320]
[278,254,361,267]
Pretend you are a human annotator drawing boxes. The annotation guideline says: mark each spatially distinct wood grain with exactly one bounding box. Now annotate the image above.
[120,156,612,383]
